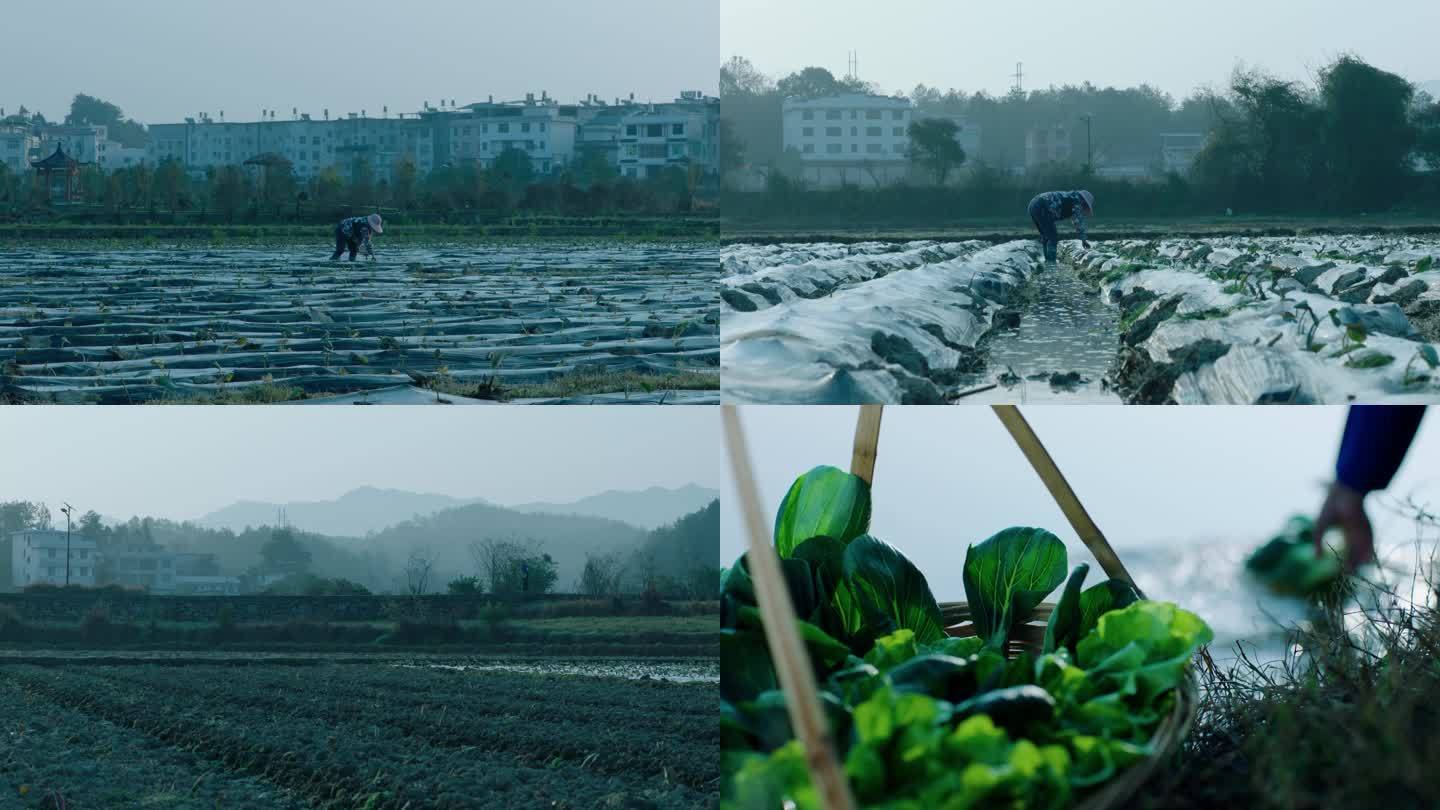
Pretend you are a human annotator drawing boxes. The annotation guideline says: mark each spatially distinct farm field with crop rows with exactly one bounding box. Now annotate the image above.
[0,660,718,808]
[0,241,718,405]
[720,235,1440,404]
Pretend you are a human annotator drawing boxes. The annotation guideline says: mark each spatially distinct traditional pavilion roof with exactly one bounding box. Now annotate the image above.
[31,145,80,170]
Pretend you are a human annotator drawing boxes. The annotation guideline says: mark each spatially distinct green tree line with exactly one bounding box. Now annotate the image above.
[722,55,1440,220]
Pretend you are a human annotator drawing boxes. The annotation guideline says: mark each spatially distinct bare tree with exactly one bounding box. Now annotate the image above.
[405,547,435,595]
[578,552,625,597]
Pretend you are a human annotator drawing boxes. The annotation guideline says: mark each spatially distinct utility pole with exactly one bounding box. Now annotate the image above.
[60,502,73,586]
[1013,62,1024,94]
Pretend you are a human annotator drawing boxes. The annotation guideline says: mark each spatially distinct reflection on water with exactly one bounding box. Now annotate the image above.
[1114,534,1440,667]
[401,657,718,683]
[958,262,1121,403]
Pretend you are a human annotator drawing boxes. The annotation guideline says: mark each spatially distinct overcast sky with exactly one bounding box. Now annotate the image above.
[0,0,718,125]
[722,407,1440,597]
[0,407,717,522]
[722,0,1440,101]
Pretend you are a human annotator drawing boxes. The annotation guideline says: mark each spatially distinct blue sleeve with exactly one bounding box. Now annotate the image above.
[1336,405,1425,493]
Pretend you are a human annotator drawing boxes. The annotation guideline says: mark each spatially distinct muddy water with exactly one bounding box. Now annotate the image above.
[409,657,718,683]
[956,261,1122,403]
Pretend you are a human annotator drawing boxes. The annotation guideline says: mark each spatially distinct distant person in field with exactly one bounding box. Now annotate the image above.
[1027,190,1093,266]
[330,213,383,261]
[1314,405,1425,571]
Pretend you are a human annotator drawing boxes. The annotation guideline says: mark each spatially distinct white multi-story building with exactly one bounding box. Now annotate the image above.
[0,125,38,174]
[37,125,108,164]
[433,94,577,174]
[149,113,440,183]
[108,545,178,591]
[782,94,913,188]
[9,530,99,588]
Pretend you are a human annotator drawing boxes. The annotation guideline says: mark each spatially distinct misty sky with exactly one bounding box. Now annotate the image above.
[0,408,717,523]
[0,0,718,125]
[722,407,1440,597]
[722,0,1440,101]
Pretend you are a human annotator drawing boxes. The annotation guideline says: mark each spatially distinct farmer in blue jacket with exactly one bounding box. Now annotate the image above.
[1315,405,1426,570]
[330,213,384,261]
[1027,190,1093,266]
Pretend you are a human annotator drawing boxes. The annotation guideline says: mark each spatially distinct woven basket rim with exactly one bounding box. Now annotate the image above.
[936,598,1197,810]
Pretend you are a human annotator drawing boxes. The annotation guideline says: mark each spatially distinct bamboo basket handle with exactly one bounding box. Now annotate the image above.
[722,406,857,810]
[992,405,1144,596]
[850,405,884,484]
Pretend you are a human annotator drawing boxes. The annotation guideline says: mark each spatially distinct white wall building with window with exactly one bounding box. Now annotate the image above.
[9,530,99,588]
[0,126,38,174]
[37,125,108,164]
[781,94,912,188]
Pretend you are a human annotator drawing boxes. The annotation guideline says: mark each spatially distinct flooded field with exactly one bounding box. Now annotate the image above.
[0,242,718,404]
[0,659,717,808]
[721,234,1440,404]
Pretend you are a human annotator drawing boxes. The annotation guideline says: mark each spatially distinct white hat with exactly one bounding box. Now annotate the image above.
[367,213,384,234]
[1078,190,1094,213]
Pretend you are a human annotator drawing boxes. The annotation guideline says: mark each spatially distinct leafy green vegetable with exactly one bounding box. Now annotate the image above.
[863,629,920,671]
[887,653,982,702]
[1246,514,1342,595]
[1043,563,1090,655]
[1077,579,1142,642]
[844,535,946,645]
[1077,600,1214,706]
[721,628,775,703]
[952,684,1057,738]
[774,465,872,558]
[720,459,1214,809]
[963,527,1068,649]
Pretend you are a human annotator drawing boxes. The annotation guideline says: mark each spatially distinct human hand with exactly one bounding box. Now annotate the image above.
[1313,481,1375,571]
[1082,240,1091,249]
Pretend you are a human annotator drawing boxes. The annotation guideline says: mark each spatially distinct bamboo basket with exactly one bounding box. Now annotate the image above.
[724,404,1199,810]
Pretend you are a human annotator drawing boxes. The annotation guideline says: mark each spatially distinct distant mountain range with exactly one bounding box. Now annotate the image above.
[194,487,485,537]
[510,484,720,529]
[194,483,719,536]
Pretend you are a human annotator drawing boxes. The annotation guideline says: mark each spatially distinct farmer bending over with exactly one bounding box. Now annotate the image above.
[1315,405,1425,571]
[1027,190,1093,266]
[330,213,383,261]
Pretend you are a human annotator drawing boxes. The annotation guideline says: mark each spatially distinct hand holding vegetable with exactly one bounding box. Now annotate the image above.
[1313,481,1374,571]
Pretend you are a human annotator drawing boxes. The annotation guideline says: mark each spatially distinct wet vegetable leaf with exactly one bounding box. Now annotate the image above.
[1042,563,1090,655]
[962,527,1068,649]
[773,465,871,558]
[843,535,946,645]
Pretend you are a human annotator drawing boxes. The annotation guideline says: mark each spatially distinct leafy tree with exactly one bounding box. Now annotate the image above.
[151,158,187,211]
[260,160,298,217]
[573,147,618,188]
[78,510,105,538]
[491,147,535,195]
[211,165,249,223]
[260,527,312,574]
[719,117,746,181]
[65,93,148,148]
[1318,56,1416,211]
[391,156,418,208]
[447,575,483,595]
[908,118,967,185]
[579,552,624,596]
[776,66,871,100]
